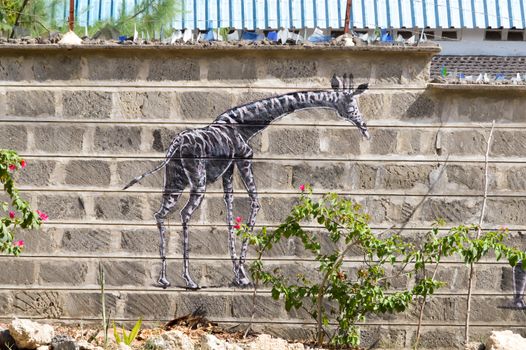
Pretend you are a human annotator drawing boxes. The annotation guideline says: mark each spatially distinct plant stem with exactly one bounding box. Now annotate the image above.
[99,262,108,349]
[464,120,495,345]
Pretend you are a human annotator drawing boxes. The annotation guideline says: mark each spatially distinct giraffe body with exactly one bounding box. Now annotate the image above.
[124,74,369,289]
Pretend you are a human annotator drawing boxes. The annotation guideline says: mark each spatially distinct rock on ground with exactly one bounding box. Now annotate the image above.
[117,343,132,350]
[51,335,78,350]
[144,330,194,350]
[8,319,55,349]
[247,334,304,350]
[485,330,526,350]
[200,334,226,350]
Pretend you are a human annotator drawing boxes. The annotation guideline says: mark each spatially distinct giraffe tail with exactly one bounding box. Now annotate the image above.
[123,135,182,190]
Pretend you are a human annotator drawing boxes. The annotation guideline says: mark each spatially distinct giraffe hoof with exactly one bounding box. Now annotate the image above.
[157,277,171,289]
[183,276,200,290]
[234,277,251,288]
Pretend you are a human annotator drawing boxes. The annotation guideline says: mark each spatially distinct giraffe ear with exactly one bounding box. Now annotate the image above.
[352,83,369,96]
[331,74,344,91]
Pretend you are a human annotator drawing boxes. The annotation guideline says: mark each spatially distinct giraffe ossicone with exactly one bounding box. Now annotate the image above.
[123,73,371,289]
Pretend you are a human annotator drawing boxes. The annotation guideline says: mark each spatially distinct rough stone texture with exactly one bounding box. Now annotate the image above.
[486,199,526,225]
[64,160,111,186]
[60,228,111,253]
[174,92,235,121]
[94,126,142,152]
[267,59,317,79]
[120,229,161,254]
[36,194,86,220]
[33,126,84,153]
[50,335,77,350]
[6,91,55,117]
[442,130,487,155]
[33,55,81,81]
[373,58,403,84]
[8,319,55,349]
[39,261,88,285]
[485,330,526,350]
[200,334,226,350]
[291,163,346,189]
[14,159,56,186]
[12,291,64,318]
[370,129,398,155]
[87,57,141,80]
[381,164,435,189]
[208,57,257,80]
[491,130,526,157]
[150,127,184,152]
[93,195,144,221]
[101,261,148,286]
[0,56,25,81]
[390,92,436,119]
[147,58,200,81]
[446,164,485,191]
[506,167,526,191]
[143,331,193,350]
[117,160,163,188]
[268,129,320,155]
[125,293,172,319]
[0,125,28,151]
[421,198,479,223]
[63,91,112,119]
[0,261,35,285]
[116,91,172,119]
[62,292,116,318]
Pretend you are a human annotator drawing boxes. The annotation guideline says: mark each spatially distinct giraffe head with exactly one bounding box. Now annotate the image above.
[331,73,370,140]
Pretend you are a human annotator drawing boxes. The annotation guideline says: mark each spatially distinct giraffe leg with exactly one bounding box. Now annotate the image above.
[512,261,526,308]
[235,159,260,287]
[154,191,182,289]
[180,159,207,290]
[222,165,241,283]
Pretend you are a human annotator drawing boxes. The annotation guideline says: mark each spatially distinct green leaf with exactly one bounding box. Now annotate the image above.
[128,318,142,344]
[113,322,121,344]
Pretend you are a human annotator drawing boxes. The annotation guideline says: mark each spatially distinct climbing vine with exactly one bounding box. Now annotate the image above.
[239,185,526,347]
[0,149,47,255]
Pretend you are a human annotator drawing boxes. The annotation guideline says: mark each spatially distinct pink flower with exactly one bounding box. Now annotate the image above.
[235,216,242,224]
[14,240,24,248]
[8,211,15,219]
[20,160,26,169]
[8,164,16,171]
[234,223,241,230]
[36,210,49,221]
[299,184,306,192]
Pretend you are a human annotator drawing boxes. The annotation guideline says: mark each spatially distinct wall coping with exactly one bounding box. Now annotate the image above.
[429,82,526,95]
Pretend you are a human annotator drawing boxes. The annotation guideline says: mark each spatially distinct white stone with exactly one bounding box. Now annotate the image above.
[144,331,194,350]
[225,343,243,350]
[36,346,50,350]
[200,334,225,350]
[118,343,132,350]
[77,340,95,350]
[58,31,82,45]
[246,334,303,350]
[8,319,55,349]
[485,330,526,350]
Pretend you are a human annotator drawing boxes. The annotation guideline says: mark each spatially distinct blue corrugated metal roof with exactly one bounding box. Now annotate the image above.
[65,0,526,29]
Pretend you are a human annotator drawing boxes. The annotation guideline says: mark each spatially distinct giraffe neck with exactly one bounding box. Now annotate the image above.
[213,90,344,140]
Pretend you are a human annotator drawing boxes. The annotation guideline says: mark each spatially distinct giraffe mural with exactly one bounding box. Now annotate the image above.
[123,74,370,289]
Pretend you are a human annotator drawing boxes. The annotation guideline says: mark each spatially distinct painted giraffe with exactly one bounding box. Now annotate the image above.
[123,73,370,289]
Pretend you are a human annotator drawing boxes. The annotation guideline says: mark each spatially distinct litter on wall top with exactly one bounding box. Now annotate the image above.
[65,0,526,30]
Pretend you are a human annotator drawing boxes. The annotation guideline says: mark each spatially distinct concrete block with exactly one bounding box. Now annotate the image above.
[170,226,229,256]
[0,124,28,151]
[268,128,320,155]
[62,292,117,318]
[60,228,111,253]
[420,198,479,224]
[396,129,432,155]
[291,163,346,190]
[121,229,163,254]
[93,194,145,221]
[87,56,140,80]
[446,164,485,191]
[124,293,174,319]
[457,96,509,122]
[207,57,257,80]
[150,127,184,153]
[93,126,141,153]
[442,130,486,156]
[116,91,172,119]
[6,91,55,117]
[0,56,25,81]
[64,160,111,186]
[147,58,200,81]
[322,126,367,157]
[12,291,64,318]
[63,91,112,119]
[474,265,503,291]
[486,199,526,225]
[32,55,81,81]
[0,292,11,314]
[36,194,86,220]
[14,159,56,187]
[357,92,389,120]
[38,261,88,285]
[116,160,163,188]
[491,130,526,157]
[349,163,379,189]
[15,227,60,254]
[235,92,275,106]
[245,161,290,190]
[381,164,435,190]
[32,125,84,153]
[506,166,526,191]
[370,129,397,155]
[174,92,235,121]
[0,260,35,285]
[417,329,464,349]
[373,58,403,84]
[101,261,149,286]
[267,59,317,79]
[389,92,436,119]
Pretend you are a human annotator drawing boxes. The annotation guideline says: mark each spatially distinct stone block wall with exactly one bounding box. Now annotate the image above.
[1,45,526,349]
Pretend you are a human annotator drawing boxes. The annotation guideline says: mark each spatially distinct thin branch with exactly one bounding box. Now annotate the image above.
[464,120,495,345]
[10,0,31,38]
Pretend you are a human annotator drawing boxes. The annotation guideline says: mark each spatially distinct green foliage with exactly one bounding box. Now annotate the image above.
[241,186,526,347]
[0,0,60,36]
[113,318,142,346]
[0,150,46,255]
